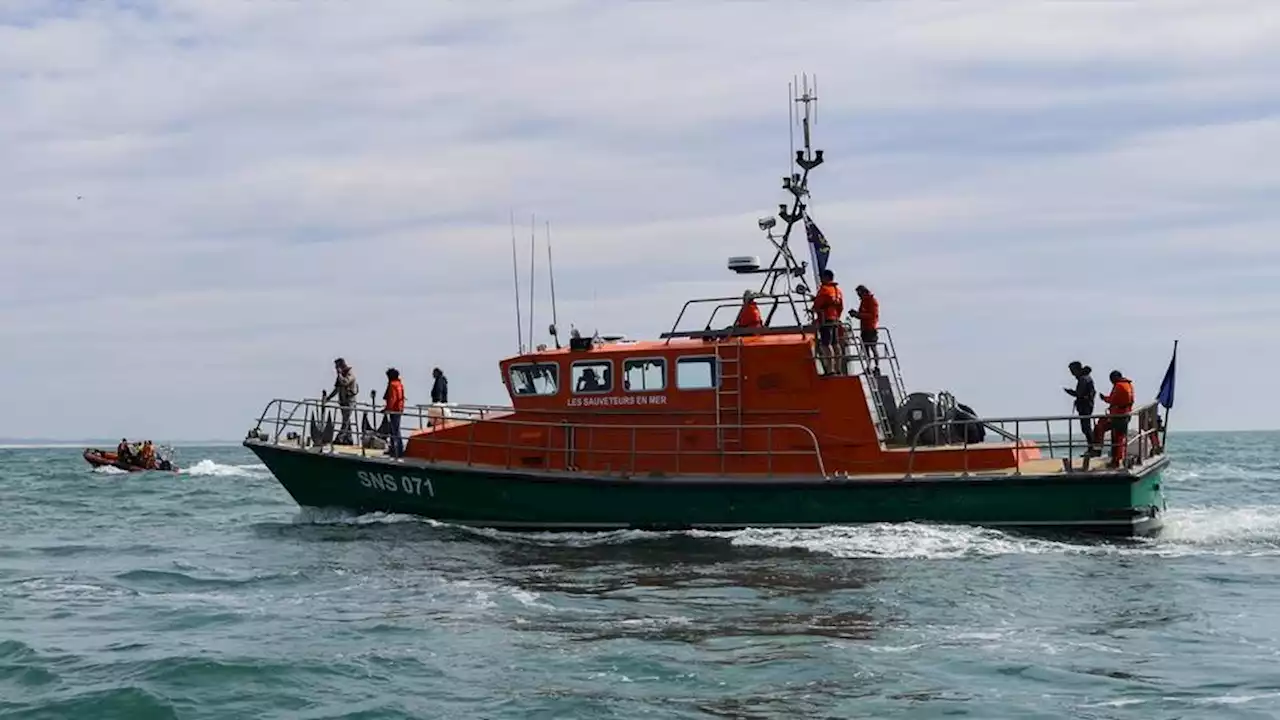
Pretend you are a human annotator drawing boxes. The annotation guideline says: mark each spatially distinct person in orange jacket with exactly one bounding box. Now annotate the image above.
[138,440,156,469]
[1090,370,1134,467]
[383,367,406,459]
[812,269,844,375]
[735,289,763,329]
[849,284,880,370]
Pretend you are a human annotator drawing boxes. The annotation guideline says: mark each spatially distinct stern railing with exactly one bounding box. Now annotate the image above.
[902,400,1166,478]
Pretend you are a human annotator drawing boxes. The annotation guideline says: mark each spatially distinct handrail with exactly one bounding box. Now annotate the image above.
[249,397,829,478]
[661,292,811,342]
[902,400,1165,478]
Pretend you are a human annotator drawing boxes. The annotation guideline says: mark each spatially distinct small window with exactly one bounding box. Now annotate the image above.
[508,363,559,396]
[623,358,666,392]
[572,360,613,394]
[676,356,717,390]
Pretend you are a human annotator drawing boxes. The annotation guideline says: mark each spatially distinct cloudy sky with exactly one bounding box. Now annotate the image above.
[2,0,1277,440]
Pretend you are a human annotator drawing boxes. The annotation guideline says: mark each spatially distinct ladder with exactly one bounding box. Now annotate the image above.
[715,340,744,453]
[846,323,904,442]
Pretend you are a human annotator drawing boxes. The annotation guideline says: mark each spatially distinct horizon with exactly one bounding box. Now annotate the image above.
[3,427,1275,448]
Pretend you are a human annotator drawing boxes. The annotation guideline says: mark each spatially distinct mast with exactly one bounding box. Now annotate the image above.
[546,220,561,349]
[755,74,824,320]
[509,209,524,354]
[528,213,536,351]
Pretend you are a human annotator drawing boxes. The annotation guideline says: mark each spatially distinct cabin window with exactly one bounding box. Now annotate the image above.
[676,356,717,390]
[623,358,666,392]
[508,363,559,396]
[571,360,613,394]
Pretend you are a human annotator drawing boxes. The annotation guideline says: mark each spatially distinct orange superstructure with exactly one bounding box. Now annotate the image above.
[403,329,1041,477]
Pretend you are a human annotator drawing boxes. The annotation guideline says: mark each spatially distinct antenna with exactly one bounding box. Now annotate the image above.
[509,209,524,354]
[528,212,536,352]
[788,76,796,177]
[798,72,817,153]
[546,220,561,349]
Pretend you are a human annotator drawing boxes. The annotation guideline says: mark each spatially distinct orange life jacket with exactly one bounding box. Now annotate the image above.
[384,379,405,413]
[857,293,879,330]
[813,281,844,322]
[736,300,762,328]
[1104,378,1134,415]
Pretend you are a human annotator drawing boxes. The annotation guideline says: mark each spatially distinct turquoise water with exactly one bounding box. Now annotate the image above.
[1,433,1278,718]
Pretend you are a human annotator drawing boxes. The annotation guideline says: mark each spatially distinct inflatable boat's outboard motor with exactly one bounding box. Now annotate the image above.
[897,392,943,446]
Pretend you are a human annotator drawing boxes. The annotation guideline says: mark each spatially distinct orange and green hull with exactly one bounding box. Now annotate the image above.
[244,440,1167,536]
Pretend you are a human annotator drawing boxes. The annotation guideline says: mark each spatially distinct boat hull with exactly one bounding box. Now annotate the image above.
[245,440,1166,537]
[83,448,178,473]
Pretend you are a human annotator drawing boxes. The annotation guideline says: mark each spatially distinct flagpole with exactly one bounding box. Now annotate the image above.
[1162,339,1178,448]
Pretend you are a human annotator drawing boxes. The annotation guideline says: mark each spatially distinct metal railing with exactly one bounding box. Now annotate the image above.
[248,397,829,478]
[902,400,1167,478]
[660,292,812,340]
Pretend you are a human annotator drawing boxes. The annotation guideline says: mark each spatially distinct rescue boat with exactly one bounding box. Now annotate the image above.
[83,448,179,473]
[244,83,1173,537]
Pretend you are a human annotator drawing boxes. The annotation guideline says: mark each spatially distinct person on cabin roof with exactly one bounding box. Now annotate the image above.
[383,368,406,459]
[812,269,844,375]
[324,358,358,445]
[849,284,880,371]
[1063,361,1099,455]
[735,290,763,329]
[431,367,448,404]
[1091,370,1135,467]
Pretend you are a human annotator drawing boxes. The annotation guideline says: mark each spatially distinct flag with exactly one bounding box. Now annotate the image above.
[804,215,830,276]
[1156,340,1177,409]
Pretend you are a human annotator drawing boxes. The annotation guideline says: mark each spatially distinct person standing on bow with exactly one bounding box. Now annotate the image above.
[1063,361,1098,455]
[812,270,844,375]
[1091,370,1134,467]
[324,358,359,445]
[383,367,406,459]
[849,284,880,371]
[430,367,448,404]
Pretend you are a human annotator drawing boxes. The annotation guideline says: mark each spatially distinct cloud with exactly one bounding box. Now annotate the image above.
[1,0,1278,440]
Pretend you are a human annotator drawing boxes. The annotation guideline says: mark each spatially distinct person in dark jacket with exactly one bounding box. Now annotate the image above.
[430,367,448,404]
[1063,361,1098,455]
[324,358,358,445]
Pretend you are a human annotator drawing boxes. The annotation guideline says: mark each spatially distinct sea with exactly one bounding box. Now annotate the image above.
[1,432,1278,719]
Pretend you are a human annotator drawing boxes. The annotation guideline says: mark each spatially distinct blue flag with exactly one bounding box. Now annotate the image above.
[804,215,830,275]
[1156,341,1177,409]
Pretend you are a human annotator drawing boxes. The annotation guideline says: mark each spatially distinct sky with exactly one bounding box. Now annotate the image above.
[2,0,1278,440]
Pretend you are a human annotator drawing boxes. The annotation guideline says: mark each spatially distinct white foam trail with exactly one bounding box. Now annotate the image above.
[687,505,1280,559]
[693,524,1082,559]
[180,459,269,478]
[91,465,128,475]
[1156,505,1280,548]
